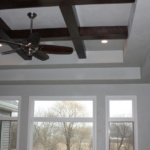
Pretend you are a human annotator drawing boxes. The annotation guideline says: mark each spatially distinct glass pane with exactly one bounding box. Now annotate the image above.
[33,122,93,150]
[0,121,18,150]
[109,100,132,118]
[34,101,93,117]
[0,100,19,117]
[109,122,134,150]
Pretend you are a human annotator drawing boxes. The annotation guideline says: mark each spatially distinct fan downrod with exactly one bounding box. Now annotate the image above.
[27,12,37,34]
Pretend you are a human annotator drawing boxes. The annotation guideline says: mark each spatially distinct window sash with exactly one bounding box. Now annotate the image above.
[33,117,93,122]
[29,96,97,150]
[109,118,134,122]
[30,96,96,121]
[106,96,137,150]
[0,97,21,150]
[108,121,134,150]
[0,117,18,121]
[107,97,136,120]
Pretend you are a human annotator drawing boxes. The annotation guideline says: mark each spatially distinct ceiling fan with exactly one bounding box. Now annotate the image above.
[0,12,73,61]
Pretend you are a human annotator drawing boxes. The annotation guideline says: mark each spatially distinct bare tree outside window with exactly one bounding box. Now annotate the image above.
[109,122,134,150]
[33,122,60,150]
[10,121,18,150]
[33,101,93,150]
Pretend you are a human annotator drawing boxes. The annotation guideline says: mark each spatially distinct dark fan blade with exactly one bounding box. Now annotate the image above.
[33,50,49,61]
[27,32,40,45]
[0,39,23,46]
[39,45,73,54]
[1,48,22,55]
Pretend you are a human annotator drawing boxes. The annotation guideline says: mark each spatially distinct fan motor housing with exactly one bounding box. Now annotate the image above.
[22,42,39,56]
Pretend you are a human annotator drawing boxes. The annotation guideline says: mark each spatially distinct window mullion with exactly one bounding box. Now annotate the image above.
[0,117,18,121]
[109,117,134,122]
[106,96,137,150]
[33,117,94,122]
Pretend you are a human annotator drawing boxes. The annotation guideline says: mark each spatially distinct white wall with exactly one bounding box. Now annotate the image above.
[0,84,149,150]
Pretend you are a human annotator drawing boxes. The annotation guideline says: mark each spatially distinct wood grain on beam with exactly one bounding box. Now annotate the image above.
[69,0,135,5]
[9,28,70,39]
[80,26,128,40]
[60,4,86,58]
[0,0,63,9]
[0,18,32,60]
[9,26,128,40]
[0,0,135,9]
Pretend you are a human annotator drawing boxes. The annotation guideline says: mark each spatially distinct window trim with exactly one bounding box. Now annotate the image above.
[29,96,97,150]
[0,96,21,150]
[106,96,138,150]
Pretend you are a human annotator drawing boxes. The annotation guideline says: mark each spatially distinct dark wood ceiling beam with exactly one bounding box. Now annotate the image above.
[0,18,32,60]
[9,28,70,39]
[0,0,135,9]
[80,26,128,36]
[80,26,128,40]
[60,4,86,58]
[0,19,11,40]
[0,18,11,34]
[8,26,128,40]
[0,0,63,9]
[70,0,135,5]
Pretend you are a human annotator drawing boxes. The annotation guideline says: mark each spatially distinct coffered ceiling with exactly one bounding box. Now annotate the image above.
[0,0,150,84]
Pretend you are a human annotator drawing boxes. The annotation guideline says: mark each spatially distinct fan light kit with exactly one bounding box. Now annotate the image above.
[101,40,108,44]
[0,12,73,61]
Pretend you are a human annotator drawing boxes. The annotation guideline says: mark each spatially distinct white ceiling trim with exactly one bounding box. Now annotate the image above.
[0,67,141,81]
[0,51,123,65]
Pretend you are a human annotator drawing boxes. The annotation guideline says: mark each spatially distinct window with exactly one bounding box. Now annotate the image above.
[0,97,21,150]
[30,96,96,150]
[106,96,137,150]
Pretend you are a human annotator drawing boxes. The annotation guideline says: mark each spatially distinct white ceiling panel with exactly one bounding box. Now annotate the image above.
[0,7,66,30]
[40,41,75,48]
[75,4,132,27]
[84,40,126,51]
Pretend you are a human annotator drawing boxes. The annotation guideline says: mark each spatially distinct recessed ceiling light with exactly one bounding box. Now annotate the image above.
[0,44,2,47]
[101,40,108,44]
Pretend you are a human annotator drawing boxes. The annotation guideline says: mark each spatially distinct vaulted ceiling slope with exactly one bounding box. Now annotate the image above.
[0,0,150,84]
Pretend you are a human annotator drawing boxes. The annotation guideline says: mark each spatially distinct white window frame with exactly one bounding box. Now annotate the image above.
[29,96,97,150]
[106,96,138,150]
[0,96,21,150]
